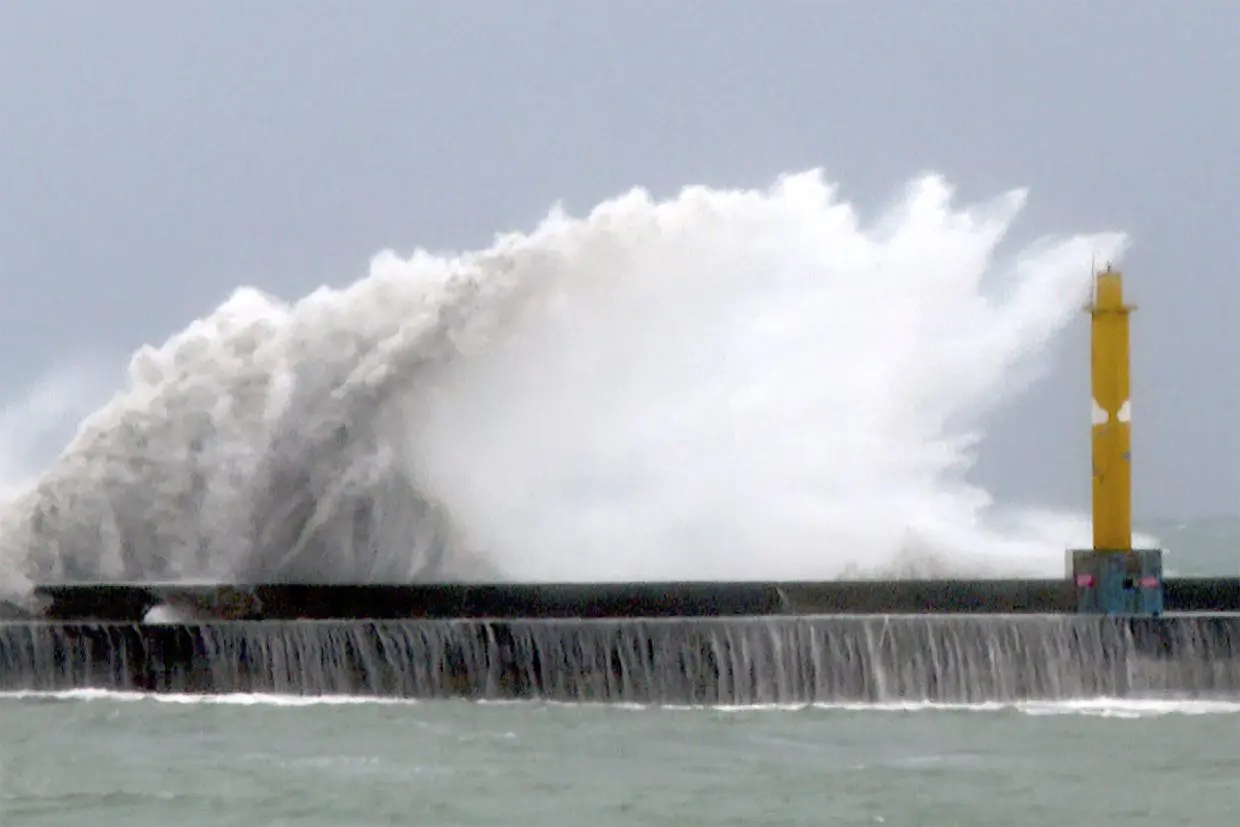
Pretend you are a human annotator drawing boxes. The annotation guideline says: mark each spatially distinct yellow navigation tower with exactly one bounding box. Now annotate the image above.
[1071,263,1164,615]
[1089,264,1134,551]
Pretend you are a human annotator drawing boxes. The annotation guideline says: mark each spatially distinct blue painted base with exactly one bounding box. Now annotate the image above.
[1070,549,1164,616]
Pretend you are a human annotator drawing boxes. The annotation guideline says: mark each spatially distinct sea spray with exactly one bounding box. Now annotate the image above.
[0,171,1130,589]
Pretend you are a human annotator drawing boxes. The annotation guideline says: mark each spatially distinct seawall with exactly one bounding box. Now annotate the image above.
[28,578,1240,621]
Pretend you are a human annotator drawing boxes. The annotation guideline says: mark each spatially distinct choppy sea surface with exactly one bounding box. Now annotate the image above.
[3,692,1240,826]
[1148,515,1238,576]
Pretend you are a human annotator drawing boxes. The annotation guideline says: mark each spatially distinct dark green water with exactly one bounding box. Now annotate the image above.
[1,693,1238,826]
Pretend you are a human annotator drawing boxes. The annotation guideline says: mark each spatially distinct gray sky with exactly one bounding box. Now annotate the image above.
[1,2,1236,521]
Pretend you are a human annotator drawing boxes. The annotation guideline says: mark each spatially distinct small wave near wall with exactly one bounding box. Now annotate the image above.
[0,171,1128,592]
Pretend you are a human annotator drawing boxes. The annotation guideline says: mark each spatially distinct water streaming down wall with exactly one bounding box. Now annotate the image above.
[2,616,1239,703]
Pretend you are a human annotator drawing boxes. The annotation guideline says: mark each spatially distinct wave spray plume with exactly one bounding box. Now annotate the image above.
[0,171,1127,593]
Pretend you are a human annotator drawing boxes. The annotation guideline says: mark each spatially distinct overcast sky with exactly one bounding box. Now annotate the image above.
[1,2,1236,521]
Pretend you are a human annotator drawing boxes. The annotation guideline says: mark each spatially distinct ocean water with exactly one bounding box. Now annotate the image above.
[2,692,1240,826]
[1145,516,1239,576]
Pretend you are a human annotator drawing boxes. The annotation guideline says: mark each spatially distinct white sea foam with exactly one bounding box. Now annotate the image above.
[1,690,1235,718]
[0,688,416,706]
[0,171,1137,591]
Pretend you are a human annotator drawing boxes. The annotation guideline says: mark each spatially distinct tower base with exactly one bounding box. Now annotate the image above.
[1070,549,1164,616]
